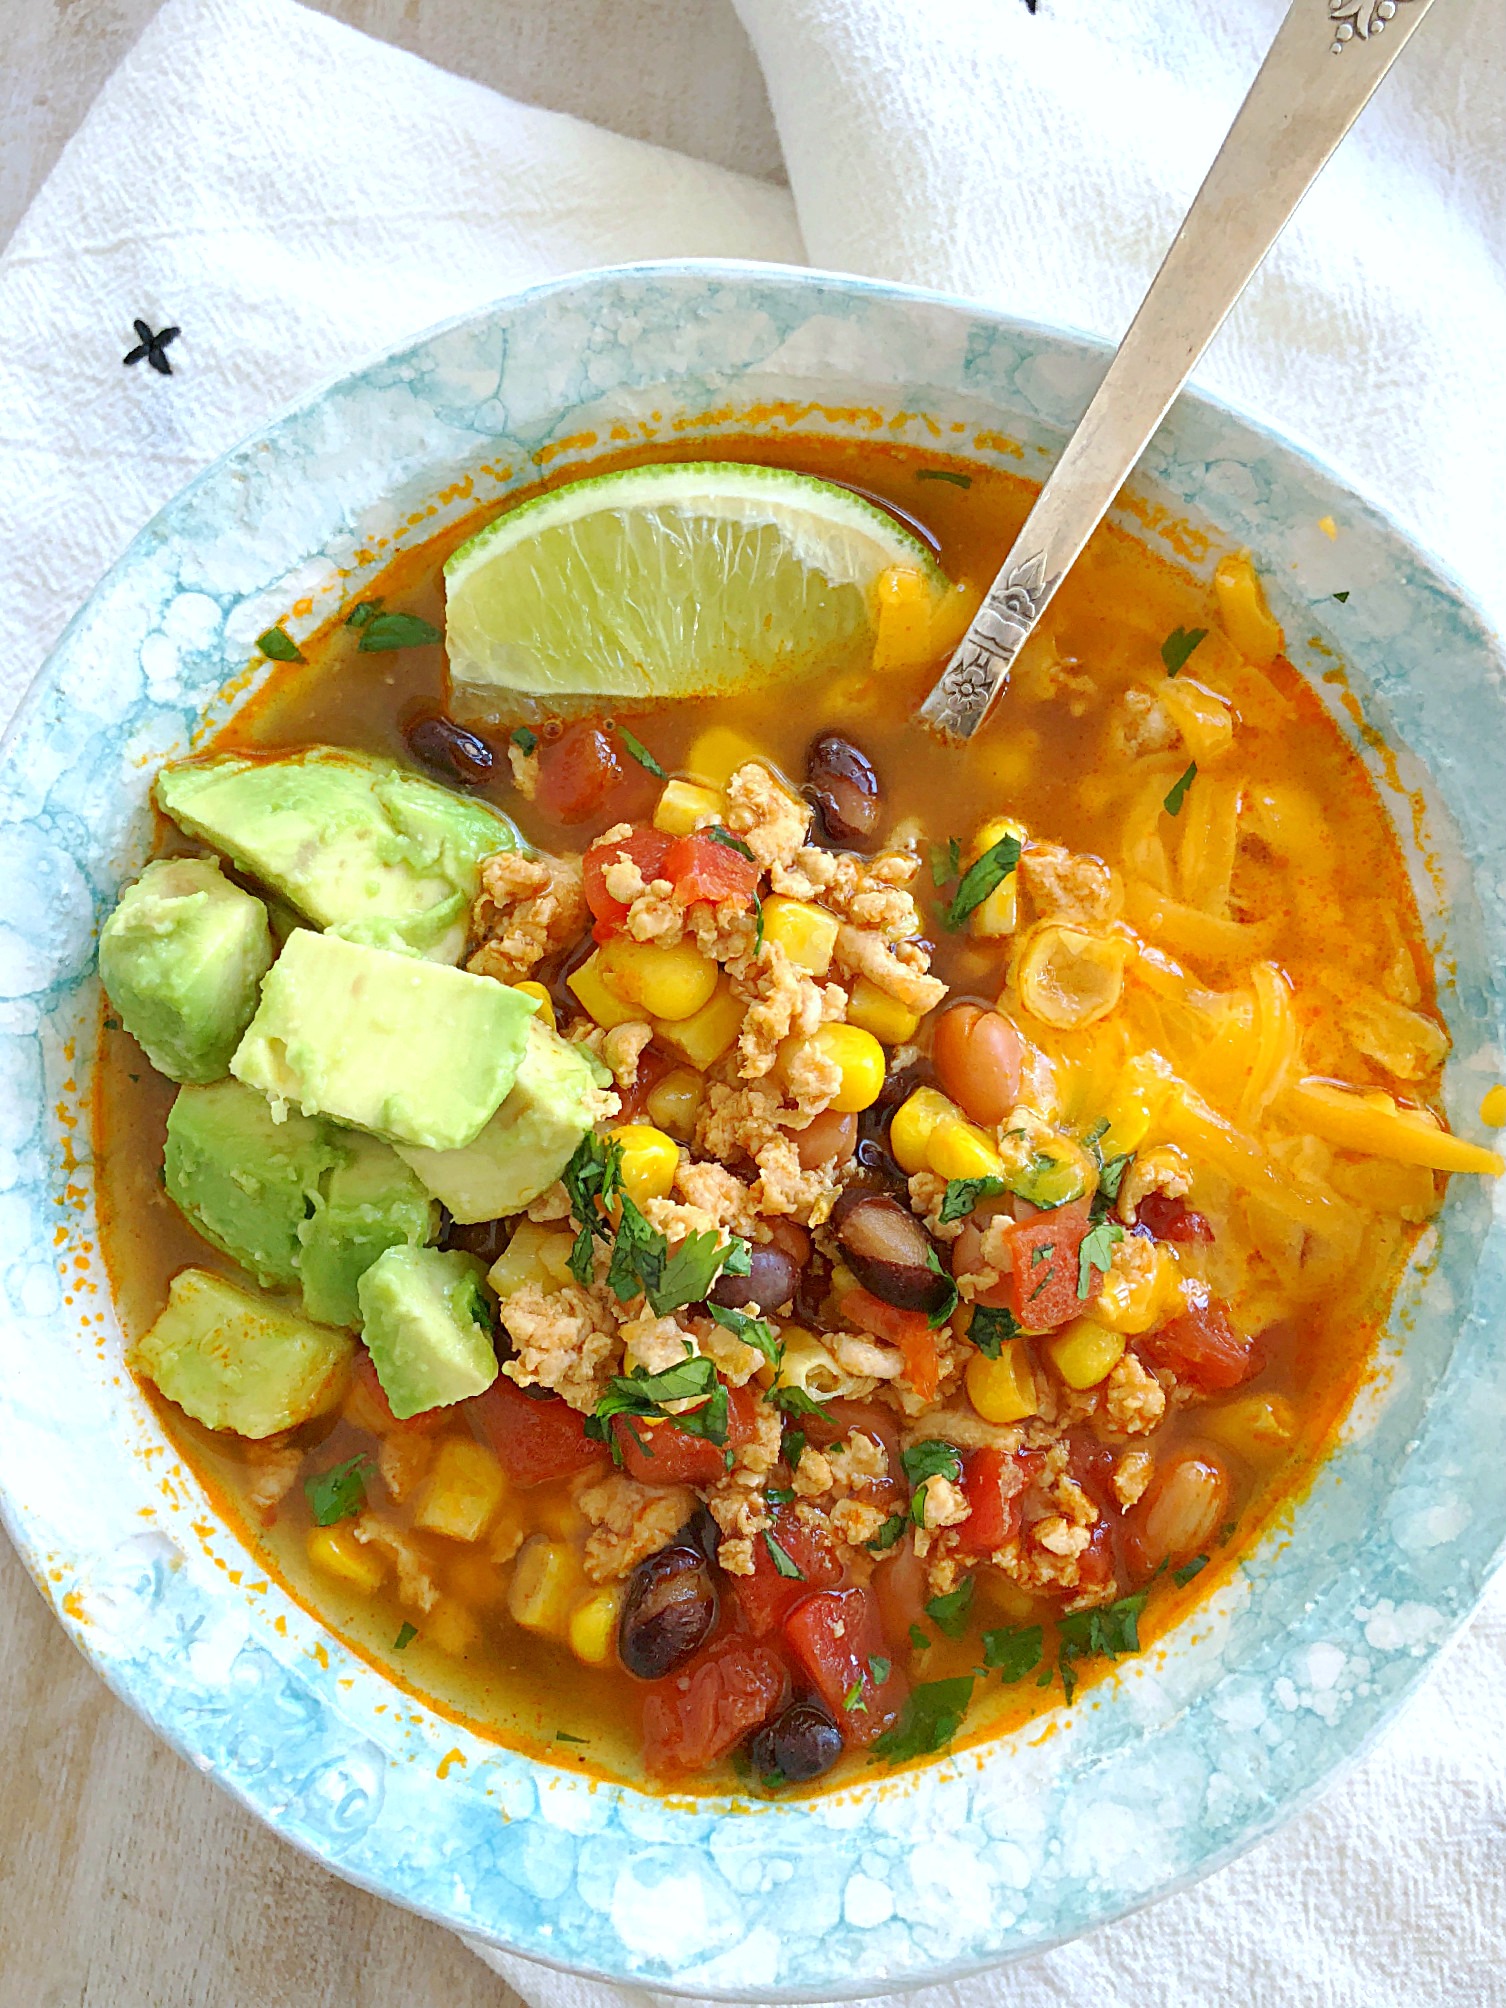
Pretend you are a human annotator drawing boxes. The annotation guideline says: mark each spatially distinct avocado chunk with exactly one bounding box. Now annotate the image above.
[154,747,517,964]
[297,1132,439,1327]
[165,1079,341,1290]
[396,1018,614,1222]
[356,1246,497,1418]
[231,930,538,1151]
[99,857,273,1083]
[130,1267,355,1438]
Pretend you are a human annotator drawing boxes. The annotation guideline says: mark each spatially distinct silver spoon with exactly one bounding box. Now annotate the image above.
[919,0,1439,742]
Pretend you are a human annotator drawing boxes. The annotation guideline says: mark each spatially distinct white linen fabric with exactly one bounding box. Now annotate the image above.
[2,0,1504,2002]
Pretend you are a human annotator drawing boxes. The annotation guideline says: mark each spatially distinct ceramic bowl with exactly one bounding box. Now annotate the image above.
[2,263,1503,1999]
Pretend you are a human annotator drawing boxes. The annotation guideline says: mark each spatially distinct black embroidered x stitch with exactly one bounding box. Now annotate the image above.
[123,320,180,375]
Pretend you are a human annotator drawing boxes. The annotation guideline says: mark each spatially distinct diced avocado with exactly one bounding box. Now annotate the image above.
[154,747,517,964]
[98,857,273,1083]
[231,929,537,1150]
[297,1132,439,1327]
[356,1246,498,1418]
[164,1079,341,1290]
[130,1267,355,1438]
[396,1018,614,1222]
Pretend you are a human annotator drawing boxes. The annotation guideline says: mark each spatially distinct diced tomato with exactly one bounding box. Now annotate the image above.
[1137,1296,1256,1393]
[582,823,674,938]
[642,1635,789,1775]
[872,1532,928,1639]
[730,1507,844,1636]
[1135,1194,1215,1244]
[1001,1197,1093,1330]
[953,1444,1039,1556]
[347,1348,451,1435]
[840,1285,941,1400]
[662,830,761,909]
[535,721,627,825]
[614,1381,759,1487]
[784,1586,907,1747]
[469,1374,605,1486]
[1074,1517,1119,1600]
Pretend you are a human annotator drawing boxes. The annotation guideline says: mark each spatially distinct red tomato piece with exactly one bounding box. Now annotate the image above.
[953,1444,1037,1557]
[348,1348,451,1435]
[663,831,761,909]
[582,824,674,937]
[783,1587,907,1747]
[1001,1198,1093,1330]
[614,1381,759,1487]
[1135,1194,1215,1244]
[1137,1296,1256,1393]
[468,1374,605,1487]
[729,1507,844,1637]
[535,721,626,825]
[872,1532,928,1640]
[642,1635,789,1775]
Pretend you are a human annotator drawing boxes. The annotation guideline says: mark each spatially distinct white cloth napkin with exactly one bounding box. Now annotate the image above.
[3,1,1506,2003]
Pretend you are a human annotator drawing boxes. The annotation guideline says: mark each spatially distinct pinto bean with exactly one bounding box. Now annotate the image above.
[618,1545,718,1680]
[796,1108,858,1169]
[806,732,880,846]
[1124,1450,1230,1579]
[832,1190,950,1314]
[932,1004,1023,1127]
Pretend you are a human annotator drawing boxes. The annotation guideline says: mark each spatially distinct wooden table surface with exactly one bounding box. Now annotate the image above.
[0,5,778,2002]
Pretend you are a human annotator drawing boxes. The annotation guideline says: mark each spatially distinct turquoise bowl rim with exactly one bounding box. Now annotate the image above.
[1,260,1503,1998]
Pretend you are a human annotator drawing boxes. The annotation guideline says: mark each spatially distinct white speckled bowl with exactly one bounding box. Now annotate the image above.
[1,264,1503,1998]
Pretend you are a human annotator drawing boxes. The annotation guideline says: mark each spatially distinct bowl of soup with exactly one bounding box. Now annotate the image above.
[2,263,1503,1996]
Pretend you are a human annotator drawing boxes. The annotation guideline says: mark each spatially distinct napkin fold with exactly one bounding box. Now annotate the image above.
[3,1,1506,2004]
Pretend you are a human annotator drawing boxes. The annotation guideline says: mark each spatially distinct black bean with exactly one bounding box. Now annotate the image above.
[618,1545,718,1680]
[833,1191,950,1314]
[404,713,497,786]
[806,732,880,846]
[441,1215,511,1265]
[749,1698,844,1784]
[711,1244,802,1315]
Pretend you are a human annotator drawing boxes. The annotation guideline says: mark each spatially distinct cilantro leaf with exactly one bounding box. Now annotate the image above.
[940,1174,1007,1224]
[1163,761,1198,817]
[916,468,972,488]
[356,610,442,652]
[562,1132,622,1239]
[567,1223,596,1286]
[868,1512,906,1553]
[1332,589,1350,603]
[706,825,756,862]
[256,624,303,663]
[944,832,1022,930]
[982,1623,1043,1684]
[617,725,665,777]
[1077,1219,1124,1300]
[587,1354,729,1450]
[868,1656,892,1686]
[304,1455,369,1526]
[1173,1554,1209,1587]
[765,1486,796,1506]
[1058,1588,1149,1663]
[924,1246,960,1329]
[708,1300,780,1366]
[929,838,961,889]
[967,1303,1021,1359]
[872,1676,975,1762]
[769,1384,826,1422]
[344,598,383,628]
[651,1227,737,1314]
[842,1678,867,1714]
[511,725,538,755]
[924,1577,975,1640]
[782,1429,807,1471]
[392,1621,417,1651]
[606,1195,666,1304]
[901,1439,963,1526]
[555,1729,588,1744]
[908,1623,930,1651]
[1160,626,1208,677]
[764,1530,804,1579]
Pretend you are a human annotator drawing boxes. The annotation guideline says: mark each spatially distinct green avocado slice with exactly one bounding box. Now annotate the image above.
[356,1246,498,1419]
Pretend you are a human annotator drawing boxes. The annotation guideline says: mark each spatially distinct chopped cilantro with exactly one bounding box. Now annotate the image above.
[764,1530,804,1579]
[916,468,972,488]
[708,1299,780,1367]
[868,1513,907,1553]
[1332,590,1350,603]
[304,1455,369,1526]
[1160,625,1207,677]
[562,1132,622,1241]
[924,1246,960,1329]
[344,598,382,628]
[842,1679,867,1714]
[924,1577,975,1640]
[654,1227,745,1314]
[605,1195,665,1304]
[392,1621,417,1651]
[944,831,1022,930]
[769,1384,825,1423]
[981,1623,1043,1684]
[783,1428,807,1470]
[765,1485,796,1506]
[901,1439,963,1526]
[1163,761,1198,817]
[869,1655,892,1686]
[587,1354,728,1450]
[1056,1587,1151,1701]
[1077,1219,1124,1299]
[872,1676,975,1762]
[940,1174,1007,1224]
[968,1303,1022,1358]
[929,837,961,889]
[555,1729,588,1744]
[567,1223,596,1286]
[616,725,665,777]
[256,624,303,663]
[706,825,756,862]
[510,725,538,755]
[1173,1554,1209,1586]
[355,610,441,652]
[909,1623,931,1651]
[753,893,764,951]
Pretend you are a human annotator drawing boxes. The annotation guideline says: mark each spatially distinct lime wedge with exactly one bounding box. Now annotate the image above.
[443,461,945,706]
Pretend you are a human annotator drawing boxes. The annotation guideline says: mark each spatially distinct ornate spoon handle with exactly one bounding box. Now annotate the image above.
[918,0,1439,741]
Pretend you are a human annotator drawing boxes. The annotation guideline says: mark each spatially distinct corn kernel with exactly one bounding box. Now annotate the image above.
[306,1524,387,1595]
[532,1489,588,1541]
[512,979,556,1031]
[1214,551,1284,666]
[890,1085,958,1174]
[488,1221,568,1299]
[537,1232,578,1285]
[1045,1317,1126,1390]
[965,1342,1039,1424]
[599,936,719,1022]
[872,563,934,673]
[566,950,640,1030]
[653,978,744,1070]
[926,1114,1005,1182]
[426,1596,479,1658]
[646,1066,704,1140]
[1097,1052,1174,1155]
[507,1535,585,1636]
[783,1022,887,1114]
[1200,1392,1298,1464]
[761,895,840,976]
[1481,1084,1506,1129]
[846,974,922,1045]
[686,726,764,788]
[488,1497,529,1563]
[964,816,1026,939]
[1093,1240,1183,1334]
[412,1437,507,1543]
[568,1586,623,1667]
[610,1122,680,1207]
[654,777,726,836]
